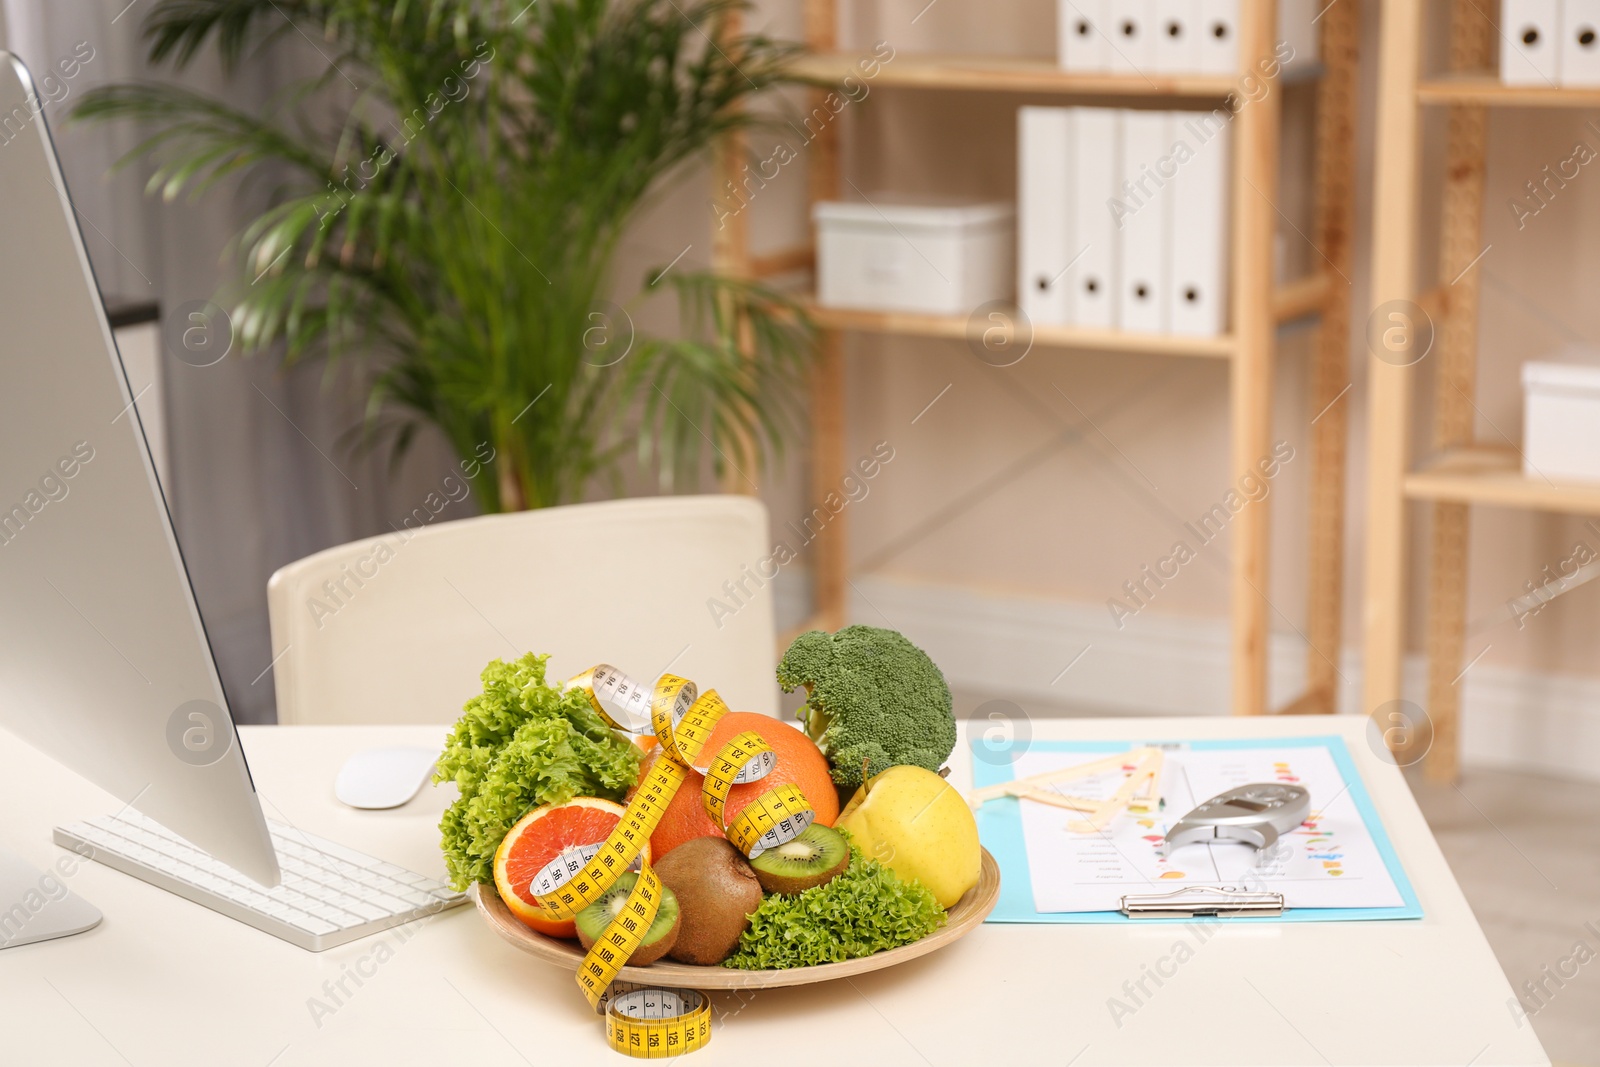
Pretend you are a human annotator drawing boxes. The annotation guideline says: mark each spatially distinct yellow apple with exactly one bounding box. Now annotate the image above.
[837,765,980,908]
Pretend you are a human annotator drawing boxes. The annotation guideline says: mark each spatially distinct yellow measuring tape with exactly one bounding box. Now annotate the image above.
[605,985,711,1057]
[521,664,816,1057]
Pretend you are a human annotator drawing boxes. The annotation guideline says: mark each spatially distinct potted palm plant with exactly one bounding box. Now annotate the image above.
[77,0,812,510]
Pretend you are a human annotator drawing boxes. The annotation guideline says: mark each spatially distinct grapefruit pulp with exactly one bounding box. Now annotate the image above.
[493,797,647,939]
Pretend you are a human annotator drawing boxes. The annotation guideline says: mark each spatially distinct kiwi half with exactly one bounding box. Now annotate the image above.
[574,872,680,966]
[749,823,850,895]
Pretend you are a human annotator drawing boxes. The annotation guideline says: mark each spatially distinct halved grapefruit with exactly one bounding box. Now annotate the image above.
[493,797,648,939]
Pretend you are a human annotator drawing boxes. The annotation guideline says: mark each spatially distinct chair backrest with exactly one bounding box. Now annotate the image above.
[266,495,778,725]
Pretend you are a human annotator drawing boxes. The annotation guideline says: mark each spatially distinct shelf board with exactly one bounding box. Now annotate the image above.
[790,52,1237,100]
[1417,73,1600,107]
[1405,446,1600,514]
[806,301,1235,360]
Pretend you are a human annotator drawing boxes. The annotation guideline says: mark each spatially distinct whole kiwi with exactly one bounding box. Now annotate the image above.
[653,837,763,966]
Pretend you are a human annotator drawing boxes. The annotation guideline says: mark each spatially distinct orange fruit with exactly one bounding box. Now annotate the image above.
[624,734,659,793]
[648,712,839,861]
[494,797,644,939]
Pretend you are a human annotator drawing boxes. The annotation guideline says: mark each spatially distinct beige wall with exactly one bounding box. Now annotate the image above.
[614,0,1600,695]
[1449,101,1600,676]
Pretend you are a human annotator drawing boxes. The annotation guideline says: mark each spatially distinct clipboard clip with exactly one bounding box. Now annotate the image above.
[1120,885,1286,919]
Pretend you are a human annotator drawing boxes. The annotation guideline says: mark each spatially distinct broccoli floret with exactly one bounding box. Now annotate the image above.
[777,625,955,788]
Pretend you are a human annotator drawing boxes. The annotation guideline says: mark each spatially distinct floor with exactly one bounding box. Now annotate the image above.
[951,690,1600,1067]
[1409,769,1600,1066]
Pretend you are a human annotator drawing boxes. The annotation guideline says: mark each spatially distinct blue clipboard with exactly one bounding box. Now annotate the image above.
[973,735,1423,923]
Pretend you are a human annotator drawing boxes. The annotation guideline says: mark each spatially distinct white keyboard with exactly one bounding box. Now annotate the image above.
[54,811,467,951]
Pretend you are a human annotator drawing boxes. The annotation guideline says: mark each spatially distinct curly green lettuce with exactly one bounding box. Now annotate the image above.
[723,833,947,969]
[434,653,641,889]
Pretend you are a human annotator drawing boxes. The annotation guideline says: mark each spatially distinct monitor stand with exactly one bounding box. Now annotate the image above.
[0,843,102,950]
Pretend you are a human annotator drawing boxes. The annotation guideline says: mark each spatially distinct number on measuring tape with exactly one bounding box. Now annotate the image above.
[699,735,775,786]
[607,987,710,1058]
[573,663,667,734]
[528,842,604,896]
[528,839,649,898]
[726,782,815,859]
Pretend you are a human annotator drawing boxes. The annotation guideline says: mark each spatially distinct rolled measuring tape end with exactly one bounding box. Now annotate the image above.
[520,665,818,1057]
[605,985,711,1058]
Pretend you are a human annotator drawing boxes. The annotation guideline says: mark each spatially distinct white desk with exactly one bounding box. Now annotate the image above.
[0,717,1550,1066]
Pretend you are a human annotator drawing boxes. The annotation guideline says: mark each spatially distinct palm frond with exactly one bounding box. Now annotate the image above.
[76,0,813,510]
[72,83,329,189]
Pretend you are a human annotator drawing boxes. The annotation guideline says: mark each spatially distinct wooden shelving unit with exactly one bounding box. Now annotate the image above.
[715,1,1360,717]
[1417,73,1600,107]
[1364,0,1600,780]
[1405,447,1600,514]
[804,267,1332,361]
[803,301,1238,360]
[788,52,1239,98]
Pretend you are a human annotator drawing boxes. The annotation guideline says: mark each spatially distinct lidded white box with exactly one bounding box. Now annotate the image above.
[813,198,1015,316]
[1523,357,1600,481]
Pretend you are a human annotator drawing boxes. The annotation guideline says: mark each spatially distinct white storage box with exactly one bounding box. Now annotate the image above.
[813,198,1015,316]
[1523,359,1600,481]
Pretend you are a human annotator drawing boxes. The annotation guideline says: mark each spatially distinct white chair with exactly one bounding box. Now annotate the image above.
[265,495,779,725]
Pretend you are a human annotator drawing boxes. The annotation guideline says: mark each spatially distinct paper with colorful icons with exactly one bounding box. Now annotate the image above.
[972,736,1422,923]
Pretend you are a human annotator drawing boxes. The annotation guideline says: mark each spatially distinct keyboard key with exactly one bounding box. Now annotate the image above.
[383,886,438,909]
[282,912,339,936]
[308,904,357,926]
[338,899,392,923]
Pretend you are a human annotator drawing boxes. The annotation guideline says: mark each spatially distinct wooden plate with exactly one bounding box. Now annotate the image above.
[475,848,1001,990]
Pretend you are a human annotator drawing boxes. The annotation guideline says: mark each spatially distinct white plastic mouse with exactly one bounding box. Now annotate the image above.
[334,747,438,810]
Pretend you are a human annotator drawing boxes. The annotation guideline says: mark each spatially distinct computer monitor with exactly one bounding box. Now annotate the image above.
[0,53,280,887]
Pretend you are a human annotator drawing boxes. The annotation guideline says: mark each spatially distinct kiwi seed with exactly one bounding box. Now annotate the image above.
[749,823,850,895]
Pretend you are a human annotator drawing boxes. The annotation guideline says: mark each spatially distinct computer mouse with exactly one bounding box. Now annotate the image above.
[334,747,438,810]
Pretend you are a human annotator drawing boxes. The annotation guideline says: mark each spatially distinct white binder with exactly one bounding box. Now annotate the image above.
[1278,0,1319,71]
[1503,0,1562,85]
[1069,107,1120,329]
[1106,0,1155,75]
[1168,115,1231,337]
[1018,107,1074,327]
[1151,0,1200,73]
[1116,110,1170,333]
[1195,0,1239,75]
[1561,0,1600,84]
[1059,0,1112,72]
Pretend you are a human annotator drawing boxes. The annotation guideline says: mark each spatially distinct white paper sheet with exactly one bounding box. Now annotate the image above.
[1014,744,1405,913]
